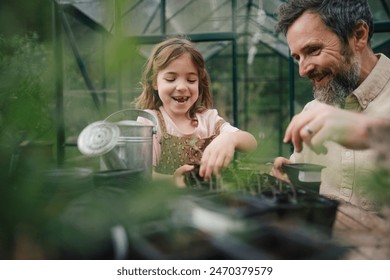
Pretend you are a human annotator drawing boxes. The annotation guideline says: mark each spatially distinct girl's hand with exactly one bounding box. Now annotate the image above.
[173,164,195,188]
[199,133,235,180]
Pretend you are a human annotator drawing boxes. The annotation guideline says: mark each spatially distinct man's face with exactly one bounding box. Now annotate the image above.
[287,11,361,106]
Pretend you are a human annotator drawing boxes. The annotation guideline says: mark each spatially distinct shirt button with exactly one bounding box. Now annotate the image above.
[345,151,352,158]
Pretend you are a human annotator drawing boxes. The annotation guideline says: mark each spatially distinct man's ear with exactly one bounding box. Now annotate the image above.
[353,20,369,51]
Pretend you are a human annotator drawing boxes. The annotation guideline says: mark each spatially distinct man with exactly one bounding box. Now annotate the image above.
[272,0,390,211]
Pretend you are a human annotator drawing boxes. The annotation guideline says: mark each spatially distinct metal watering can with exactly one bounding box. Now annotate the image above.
[77,109,157,180]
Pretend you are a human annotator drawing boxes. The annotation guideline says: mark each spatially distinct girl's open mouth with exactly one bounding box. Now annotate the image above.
[172,96,190,103]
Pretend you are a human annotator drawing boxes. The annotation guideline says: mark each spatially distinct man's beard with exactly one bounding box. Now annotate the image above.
[312,52,360,107]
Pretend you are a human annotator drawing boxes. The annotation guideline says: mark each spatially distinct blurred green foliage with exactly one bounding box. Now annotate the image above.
[0,33,57,259]
[0,33,55,147]
[0,0,51,40]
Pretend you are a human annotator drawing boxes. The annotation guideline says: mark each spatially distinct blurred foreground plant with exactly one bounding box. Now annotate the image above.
[0,33,55,148]
[363,126,390,206]
[0,33,56,259]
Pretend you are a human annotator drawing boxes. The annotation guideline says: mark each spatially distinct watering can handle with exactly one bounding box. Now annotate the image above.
[138,110,158,134]
[104,109,158,134]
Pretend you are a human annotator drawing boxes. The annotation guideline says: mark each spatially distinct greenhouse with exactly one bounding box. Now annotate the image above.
[1,0,390,264]
[50,0,390,165]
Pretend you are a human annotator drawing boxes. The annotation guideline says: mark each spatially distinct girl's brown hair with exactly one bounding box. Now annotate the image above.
[134,37,213,120]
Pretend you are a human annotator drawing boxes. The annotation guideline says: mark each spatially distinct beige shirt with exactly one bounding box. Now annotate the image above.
[291,54,390,211]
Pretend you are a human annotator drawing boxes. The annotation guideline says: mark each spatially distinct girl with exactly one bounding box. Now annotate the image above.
[134,37,257,186]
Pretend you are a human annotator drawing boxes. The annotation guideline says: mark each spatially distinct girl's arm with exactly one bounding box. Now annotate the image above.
[229,130,258,152]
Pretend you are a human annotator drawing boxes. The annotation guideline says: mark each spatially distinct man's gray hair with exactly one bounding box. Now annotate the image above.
[276,0,374,46]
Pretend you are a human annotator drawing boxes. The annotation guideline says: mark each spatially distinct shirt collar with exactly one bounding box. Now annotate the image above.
[352,53,390,110]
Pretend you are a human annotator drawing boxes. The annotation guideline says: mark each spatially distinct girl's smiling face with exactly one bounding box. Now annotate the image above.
[154,53,199,118]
